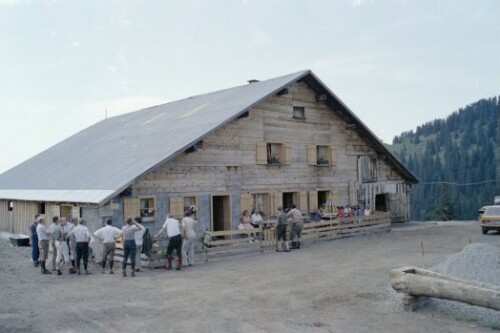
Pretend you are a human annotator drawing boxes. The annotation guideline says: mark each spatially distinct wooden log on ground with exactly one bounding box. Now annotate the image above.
[390,266,500,311]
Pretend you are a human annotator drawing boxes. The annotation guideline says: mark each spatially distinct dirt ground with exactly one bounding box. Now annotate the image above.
[0,221,499,333]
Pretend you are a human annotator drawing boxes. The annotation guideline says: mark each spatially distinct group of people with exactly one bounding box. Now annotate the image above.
[335,205,371,218]
[313,204,371,220]
[239,209,263,242]
[29,210,198,277]
[239,204,304,252]
[29,214,93,276]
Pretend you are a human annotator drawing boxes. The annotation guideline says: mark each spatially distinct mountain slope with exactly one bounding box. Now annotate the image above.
[390,97,499,220]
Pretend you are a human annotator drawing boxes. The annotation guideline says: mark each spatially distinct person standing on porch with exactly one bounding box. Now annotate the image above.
[36,218,52,275]
[121,218,145,277]
[29,214,40,267]
[287,204,303,249]
[94,218,122,274]
[133,216,146,273]
[154,214,183,270]
[241,210,258,242]
[181,211,197,267]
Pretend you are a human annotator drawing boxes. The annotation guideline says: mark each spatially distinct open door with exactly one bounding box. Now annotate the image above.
[375,193,388,212]
[212,195,231,232]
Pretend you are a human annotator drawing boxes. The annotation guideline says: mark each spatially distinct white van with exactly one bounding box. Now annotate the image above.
[495,196,500,205]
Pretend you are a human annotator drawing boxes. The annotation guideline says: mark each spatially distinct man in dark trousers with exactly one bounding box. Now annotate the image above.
[69,219,92,275]
[29,214,40,267]
[154,214,183,270]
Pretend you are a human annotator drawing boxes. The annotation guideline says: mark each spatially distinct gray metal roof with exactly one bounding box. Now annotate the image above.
[0,69,417,204]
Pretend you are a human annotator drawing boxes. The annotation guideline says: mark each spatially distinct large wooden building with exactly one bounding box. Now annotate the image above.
[0,70,418,239]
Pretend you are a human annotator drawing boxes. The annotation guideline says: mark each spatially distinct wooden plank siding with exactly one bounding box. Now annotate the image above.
[0,200,38,235]
[132,81,410,226]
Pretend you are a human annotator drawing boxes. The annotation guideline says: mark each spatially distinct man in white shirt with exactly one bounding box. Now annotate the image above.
[69,219,92,275]
[94,218,122,274]
[53,218,72,276]
[48,216,59,271]
[181,211,198,267]
[36,218,52,275]
[155,214,183,270]
[67,217,79,274]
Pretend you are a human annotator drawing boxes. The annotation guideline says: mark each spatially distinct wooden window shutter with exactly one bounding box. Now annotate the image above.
[50,204,60,218]
[263,193,271,219]
[124,198,140,221]
[272,192,282,215]
[307,145,317,166]
[332,188,339,203]
[330,147,338,166]
[256,142,267,165]
[308,191,318,213]
[169,196,184,219]
[71,206,80,219]
[240,192,252,212]
[284,144,293,164]
[299,191,308,212]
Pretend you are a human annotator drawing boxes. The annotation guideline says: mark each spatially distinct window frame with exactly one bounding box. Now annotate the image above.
[267,143,284,165]
[139,197,156,222]
[292,106,305,119]
[251,192,271,218]
[183,196,198,218]
[316,145,330,166]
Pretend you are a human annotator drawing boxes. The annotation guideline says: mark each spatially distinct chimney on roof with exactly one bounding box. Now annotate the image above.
[247,79,260,84]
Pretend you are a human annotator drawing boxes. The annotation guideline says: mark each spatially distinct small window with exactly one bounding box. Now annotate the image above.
[38,202,46,215]
[317,146,330,165]
[267,143,283,164]
[183,196,197,217]
[293,106,305,119]
[308,145,335,166]
[140,197,155,221]
[252,193,270,218]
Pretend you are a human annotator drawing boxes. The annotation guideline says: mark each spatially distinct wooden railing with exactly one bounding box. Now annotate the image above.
[203,212,391,261]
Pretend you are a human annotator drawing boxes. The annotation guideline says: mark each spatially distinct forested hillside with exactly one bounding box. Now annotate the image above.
[390,97,499,220]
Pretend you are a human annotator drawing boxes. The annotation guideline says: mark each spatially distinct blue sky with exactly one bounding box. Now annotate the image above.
[0,0,498,173]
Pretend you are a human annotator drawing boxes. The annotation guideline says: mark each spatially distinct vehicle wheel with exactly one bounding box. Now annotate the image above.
[481,228,488,235]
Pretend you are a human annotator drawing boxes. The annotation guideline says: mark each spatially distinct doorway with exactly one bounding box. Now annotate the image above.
[212,195,231,231]
[375,193,388,212]
[282,192,297,210]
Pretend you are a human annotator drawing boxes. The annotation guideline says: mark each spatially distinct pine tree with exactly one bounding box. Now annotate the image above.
[433,184,455,221]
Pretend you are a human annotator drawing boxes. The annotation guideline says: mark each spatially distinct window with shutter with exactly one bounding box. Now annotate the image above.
[124,198,140,221]
[139,197,155,222]
[169,196,184,219]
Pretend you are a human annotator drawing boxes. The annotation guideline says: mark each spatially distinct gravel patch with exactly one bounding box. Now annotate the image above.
[422,243,500,328]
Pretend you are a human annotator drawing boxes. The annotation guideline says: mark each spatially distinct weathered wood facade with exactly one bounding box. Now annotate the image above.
[118,81,412,234]
[0,70,417,240]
